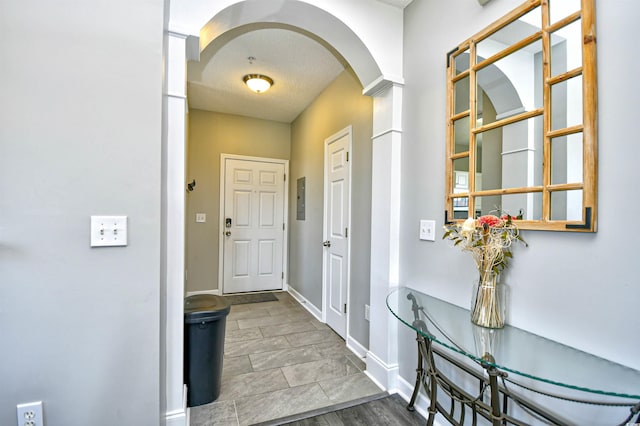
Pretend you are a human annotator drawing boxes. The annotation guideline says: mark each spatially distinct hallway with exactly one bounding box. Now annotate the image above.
[190,292,384,425]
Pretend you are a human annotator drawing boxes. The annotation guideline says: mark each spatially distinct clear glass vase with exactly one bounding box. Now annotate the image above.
[470,270,506,329]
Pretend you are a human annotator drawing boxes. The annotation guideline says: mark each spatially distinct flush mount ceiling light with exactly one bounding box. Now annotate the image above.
[242,74,274,94]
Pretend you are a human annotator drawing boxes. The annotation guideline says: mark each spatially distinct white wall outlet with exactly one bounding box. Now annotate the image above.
[90,216,128,247]
[17,401,43,426]
[195,213,206,223]
[364,304,370,321]
[419,219,436,241]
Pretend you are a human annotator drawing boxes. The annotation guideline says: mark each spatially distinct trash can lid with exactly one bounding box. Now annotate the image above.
[184,294,230,323]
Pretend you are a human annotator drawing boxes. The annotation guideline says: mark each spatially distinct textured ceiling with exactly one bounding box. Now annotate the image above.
[187,1,416,123]
[187,28,345,123]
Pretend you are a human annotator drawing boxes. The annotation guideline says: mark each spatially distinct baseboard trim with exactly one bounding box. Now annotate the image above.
[346,335,368,358]
[164,384,188,426]
[364,350,398,392]
[287,286,322,321]
[165,409,187,426]
[185,289,220,297]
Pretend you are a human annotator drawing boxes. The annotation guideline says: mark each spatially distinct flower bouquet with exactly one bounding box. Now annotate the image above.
[443,212,527,328]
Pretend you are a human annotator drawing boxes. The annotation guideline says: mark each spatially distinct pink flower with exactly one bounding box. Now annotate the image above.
[477,215,503,228]
[501,214,517,221]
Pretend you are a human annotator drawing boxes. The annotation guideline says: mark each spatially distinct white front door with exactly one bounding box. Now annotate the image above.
[222,157,286,294]
[323,127,351,339]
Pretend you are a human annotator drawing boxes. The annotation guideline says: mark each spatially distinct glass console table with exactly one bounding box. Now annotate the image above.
[387,287,640,425]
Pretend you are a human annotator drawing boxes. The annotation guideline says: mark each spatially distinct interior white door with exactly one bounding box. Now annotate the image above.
[323,128,351,339]
[222,158,285,294]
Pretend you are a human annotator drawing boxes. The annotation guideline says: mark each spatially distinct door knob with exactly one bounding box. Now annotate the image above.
[225,231,231,236]
[322,240,331,247]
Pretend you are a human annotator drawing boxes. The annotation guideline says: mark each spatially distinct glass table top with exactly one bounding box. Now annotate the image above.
[387,286,640,400]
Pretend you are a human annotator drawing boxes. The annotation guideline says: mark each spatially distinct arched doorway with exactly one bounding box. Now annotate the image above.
[163,2,404,423]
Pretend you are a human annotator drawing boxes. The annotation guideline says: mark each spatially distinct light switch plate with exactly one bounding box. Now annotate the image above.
[419,219,436,241]
[195,213,206,223]
[91,216,128,247]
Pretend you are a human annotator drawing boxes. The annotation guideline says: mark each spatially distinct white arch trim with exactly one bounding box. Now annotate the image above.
[170,0,405,91]
[163,3,404,423]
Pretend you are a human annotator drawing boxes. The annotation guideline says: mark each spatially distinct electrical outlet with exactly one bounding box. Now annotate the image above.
[17,401,43,426]
[364,304,370,321]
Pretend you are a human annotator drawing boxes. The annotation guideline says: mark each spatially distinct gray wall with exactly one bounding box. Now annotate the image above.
[186,110,291,293]
[0,1,165,425]
[400,0,640,421]
[289,69,373,348]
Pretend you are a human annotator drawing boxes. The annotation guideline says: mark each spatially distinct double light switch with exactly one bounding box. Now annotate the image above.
[91,216,128,247]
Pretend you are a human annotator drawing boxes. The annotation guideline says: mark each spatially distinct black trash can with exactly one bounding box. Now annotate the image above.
[184,294,231,407]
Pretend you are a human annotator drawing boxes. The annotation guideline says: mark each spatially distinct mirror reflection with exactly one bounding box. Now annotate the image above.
[446,0,597,230]
[549,0,581,25]
[551,76,583,131]
[551,190,583,221]
[551,133,583,185]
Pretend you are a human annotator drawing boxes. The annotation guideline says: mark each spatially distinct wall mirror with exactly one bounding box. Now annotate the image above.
[445,0,597,231]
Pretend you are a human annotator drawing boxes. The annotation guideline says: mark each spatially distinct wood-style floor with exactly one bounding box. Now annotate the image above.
[190,291,402,426]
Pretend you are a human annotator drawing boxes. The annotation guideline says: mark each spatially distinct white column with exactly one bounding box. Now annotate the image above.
[163,31,188,426]
[366,82,403,391]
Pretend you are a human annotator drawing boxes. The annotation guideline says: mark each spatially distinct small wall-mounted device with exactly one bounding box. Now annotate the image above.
[90,216,128,247]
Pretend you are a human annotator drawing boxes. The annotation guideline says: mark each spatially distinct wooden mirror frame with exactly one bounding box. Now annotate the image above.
[445,0,597,232]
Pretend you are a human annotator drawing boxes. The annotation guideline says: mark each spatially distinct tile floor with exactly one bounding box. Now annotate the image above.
[190,291,385,426]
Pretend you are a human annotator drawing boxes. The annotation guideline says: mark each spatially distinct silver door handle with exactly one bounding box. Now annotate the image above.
[322,240,331,247]
[225,231,231,236]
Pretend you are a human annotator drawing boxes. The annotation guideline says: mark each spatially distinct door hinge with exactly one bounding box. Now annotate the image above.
[282,272,284,280]
[345,227,348,238]
[343,304,347,314]
[346,152,349,162]
[284,173,286,181]
[283,223,285,231]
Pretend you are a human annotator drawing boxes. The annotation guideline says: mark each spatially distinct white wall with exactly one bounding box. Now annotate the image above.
[400,0,640,421]
[0,1,165,425]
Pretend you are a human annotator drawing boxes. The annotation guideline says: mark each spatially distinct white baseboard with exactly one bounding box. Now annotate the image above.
[165,409,187,426]
[164,385,188,426]
[364,350,398,392]
[346,335,368,358]
[185,289,220,297]
[287,286,322,321]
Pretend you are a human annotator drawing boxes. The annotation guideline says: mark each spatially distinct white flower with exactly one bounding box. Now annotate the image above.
[460,217,476,241]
